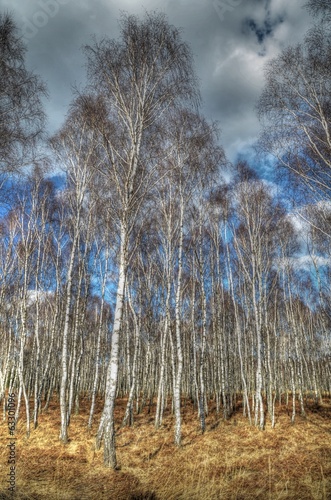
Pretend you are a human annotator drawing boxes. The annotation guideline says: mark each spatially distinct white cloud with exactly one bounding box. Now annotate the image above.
[286,211,309,234]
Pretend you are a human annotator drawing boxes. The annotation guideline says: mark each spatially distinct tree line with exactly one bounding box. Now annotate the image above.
[0,1,330,468]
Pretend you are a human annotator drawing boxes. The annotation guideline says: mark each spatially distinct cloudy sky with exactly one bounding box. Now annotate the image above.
[2,0,313,165]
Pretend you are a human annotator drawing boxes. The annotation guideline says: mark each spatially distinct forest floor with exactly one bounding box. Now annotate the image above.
[0,396,330,499]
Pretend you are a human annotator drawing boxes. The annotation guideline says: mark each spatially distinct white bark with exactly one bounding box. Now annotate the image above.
[97,224,127,468]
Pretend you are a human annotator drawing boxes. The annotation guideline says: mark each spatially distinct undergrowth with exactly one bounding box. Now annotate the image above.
[0,397,330,499]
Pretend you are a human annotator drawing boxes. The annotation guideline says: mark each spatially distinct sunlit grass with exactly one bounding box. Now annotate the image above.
[0,397,330,499]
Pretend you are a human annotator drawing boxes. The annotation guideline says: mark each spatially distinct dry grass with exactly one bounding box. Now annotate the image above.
[0,396,330,499]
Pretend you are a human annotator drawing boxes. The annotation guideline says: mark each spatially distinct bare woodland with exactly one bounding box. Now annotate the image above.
[0,1,331,495]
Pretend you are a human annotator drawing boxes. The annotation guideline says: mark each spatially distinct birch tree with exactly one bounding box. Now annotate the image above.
[50,103,98,443]
[231,174,283,429]
[84,12,199,467]
[257,0,331,205]
[0,13,46,176]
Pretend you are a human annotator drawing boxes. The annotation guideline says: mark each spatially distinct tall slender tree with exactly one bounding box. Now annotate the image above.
[0,13,46,176]
[84,12,199,467]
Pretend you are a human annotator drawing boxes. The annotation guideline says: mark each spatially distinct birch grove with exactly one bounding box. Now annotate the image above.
[0,8,331,471]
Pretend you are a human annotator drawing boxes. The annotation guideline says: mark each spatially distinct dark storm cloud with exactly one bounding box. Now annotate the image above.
[243,15,284,45]
[1,0,312,163]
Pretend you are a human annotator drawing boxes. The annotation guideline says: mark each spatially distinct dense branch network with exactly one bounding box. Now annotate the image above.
[0,7,330,471]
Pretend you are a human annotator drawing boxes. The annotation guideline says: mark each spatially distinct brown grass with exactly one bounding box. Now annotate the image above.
[0,397,330,499]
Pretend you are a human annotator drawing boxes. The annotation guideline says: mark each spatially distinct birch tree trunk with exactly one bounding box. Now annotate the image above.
[88,250,108,430]
[174,195,184,446]
[96,224,127,468]
[122,287,140,427]
[59,228,79,443]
